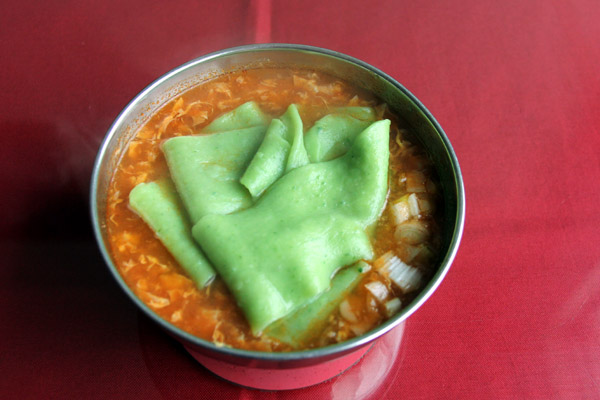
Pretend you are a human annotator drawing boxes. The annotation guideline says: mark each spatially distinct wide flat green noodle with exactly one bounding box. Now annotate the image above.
[281,104,309,171]
[265,262,367,348]
[193,120,390,333]
[203,101,271,133]
[304,107,377,162]
[239,119,290,198]
[240,104,309,197]
[129,179,215,287]
[162,102,270,223]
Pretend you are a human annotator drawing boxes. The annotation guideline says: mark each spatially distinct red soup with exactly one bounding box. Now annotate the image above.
[106,68,442,352]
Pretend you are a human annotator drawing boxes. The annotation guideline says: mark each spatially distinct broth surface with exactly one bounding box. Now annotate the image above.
[106,68,441,351]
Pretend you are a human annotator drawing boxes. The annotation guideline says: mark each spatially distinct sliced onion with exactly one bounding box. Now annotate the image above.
[376,253,423,293]
[391,199,410,225]
[350,322,371,336]
[373,251,395,271]
[417,195,435,215]
[408,193,420,217]
[397,243,420,263]
[365,281,390,303]
[414,244,436,265]
[339,299,358,323]
[384,298,402,317]
[395,220,430,245]
[406,171,427,193]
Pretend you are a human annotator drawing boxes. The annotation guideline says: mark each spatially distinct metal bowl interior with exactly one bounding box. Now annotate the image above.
[90,44,465,369]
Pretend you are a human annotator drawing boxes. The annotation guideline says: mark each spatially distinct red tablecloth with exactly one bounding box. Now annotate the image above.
[1,0,599,398]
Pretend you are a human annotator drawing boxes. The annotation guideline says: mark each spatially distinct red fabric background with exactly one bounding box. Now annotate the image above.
[1,0,599,398]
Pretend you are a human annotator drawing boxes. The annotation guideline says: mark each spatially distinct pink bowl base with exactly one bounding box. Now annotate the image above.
[184,345,372,390]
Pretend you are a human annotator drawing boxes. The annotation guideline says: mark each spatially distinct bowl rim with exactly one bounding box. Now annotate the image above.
[90,43,465,363]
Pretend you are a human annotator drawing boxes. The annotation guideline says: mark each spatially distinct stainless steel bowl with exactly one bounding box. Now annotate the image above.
[90,44,465,373]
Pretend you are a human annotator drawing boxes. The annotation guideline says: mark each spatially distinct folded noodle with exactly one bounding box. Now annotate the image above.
[129,179,215,287]
[202,101,271,133]
[240,104,309,197]
[281,104,310,171]
[193,120,390,333]
[162,102,271,223]
[304,107,377,162]
[265,262,367,348]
